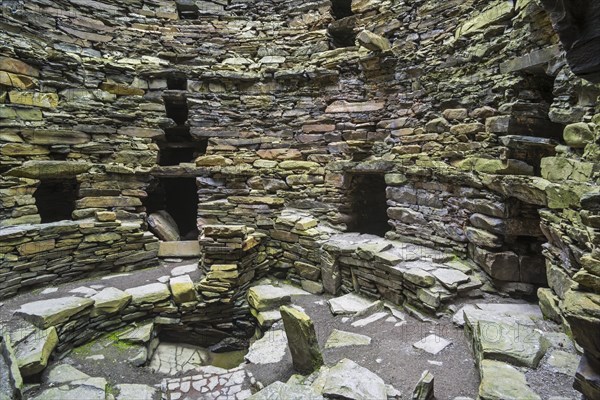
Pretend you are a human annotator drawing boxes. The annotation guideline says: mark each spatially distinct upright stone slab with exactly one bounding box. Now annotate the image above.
[280,305,323,374]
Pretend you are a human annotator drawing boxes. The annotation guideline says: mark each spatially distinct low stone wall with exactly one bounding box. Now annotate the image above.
[0,216,159,300]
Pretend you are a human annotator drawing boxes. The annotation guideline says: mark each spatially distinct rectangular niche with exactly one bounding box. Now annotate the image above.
[144,177,199,240]
[159,83,207,166]
[346,173,390,236]
[34,179,79,223]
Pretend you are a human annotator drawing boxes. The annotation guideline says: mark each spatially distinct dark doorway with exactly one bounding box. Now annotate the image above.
[34,179,78,223]
[329,0,356,48]
[331,0,353,19]
[159,84,207,166]
[176,1,198,19]
[347,174,390,236]
[144,178,199,239]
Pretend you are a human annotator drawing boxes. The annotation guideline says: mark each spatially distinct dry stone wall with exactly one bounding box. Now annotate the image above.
[1,0,600,397]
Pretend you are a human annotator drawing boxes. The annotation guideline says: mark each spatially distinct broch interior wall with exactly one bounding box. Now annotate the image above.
[1,0,599,398]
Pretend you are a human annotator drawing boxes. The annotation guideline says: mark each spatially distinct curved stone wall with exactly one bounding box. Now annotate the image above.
[1,0,599,397]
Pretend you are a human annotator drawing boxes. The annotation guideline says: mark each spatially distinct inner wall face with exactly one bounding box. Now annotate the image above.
[0,1,599,399]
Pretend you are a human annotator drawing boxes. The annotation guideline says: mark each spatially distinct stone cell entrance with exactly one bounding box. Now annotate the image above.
[346,173,390,236]
[34,178,78,223]
[144,177,199,240]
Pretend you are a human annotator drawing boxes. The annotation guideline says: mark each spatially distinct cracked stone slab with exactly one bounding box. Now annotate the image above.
[325,330,372,349]
[149,343,209,375]
[162,366,254,400]
[248,381,324,400]
[16,297,95,329]
[115,384,159,400]
[413,334,452,355]
[245,330,288,365]
[12,325,58,376]
[327,293,378,316]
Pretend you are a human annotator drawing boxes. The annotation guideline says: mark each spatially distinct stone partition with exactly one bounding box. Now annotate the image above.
[0,217,158,299]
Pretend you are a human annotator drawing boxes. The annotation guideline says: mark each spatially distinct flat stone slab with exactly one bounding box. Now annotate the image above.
[312,358,387,400]
[118,321,154,344]
[90,287,131,316]
[47,364,90,384]
[351,312,388,327]
[115,384,158,400]
[125,283,171,305]
[328,293,378,316]
[474,320,548,368]
[16,297,95,328]
[245,330,288,365]
[247,283,309,311]
[413,334,452,355]
[170,263,198,276]
[149,343,209,375]
[325,330,372,349]
[478,360,540,400]
[31,377,107,400]
[547,350,580,376]
[431,268,470,290]
[158,241,201,257]
[249,381,324,400]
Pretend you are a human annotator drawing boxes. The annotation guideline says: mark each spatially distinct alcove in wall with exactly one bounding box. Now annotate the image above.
[328,0,356,48]
[34,179,78,223]
[144,177,199,240]
[346,173,390,236]
[159,79,207,166]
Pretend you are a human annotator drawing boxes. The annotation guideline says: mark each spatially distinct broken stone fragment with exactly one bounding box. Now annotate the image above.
[12,325,58,377]
[280,305,323,374]
[327,292,378,315]
[412,370,434,400]
[356,30,391,52]
[148,210,181,242]
[563,122,594,148]
[117,322,154,345]
[478,360,540,400]
[311,358,387,400]
[325,329,371,349]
